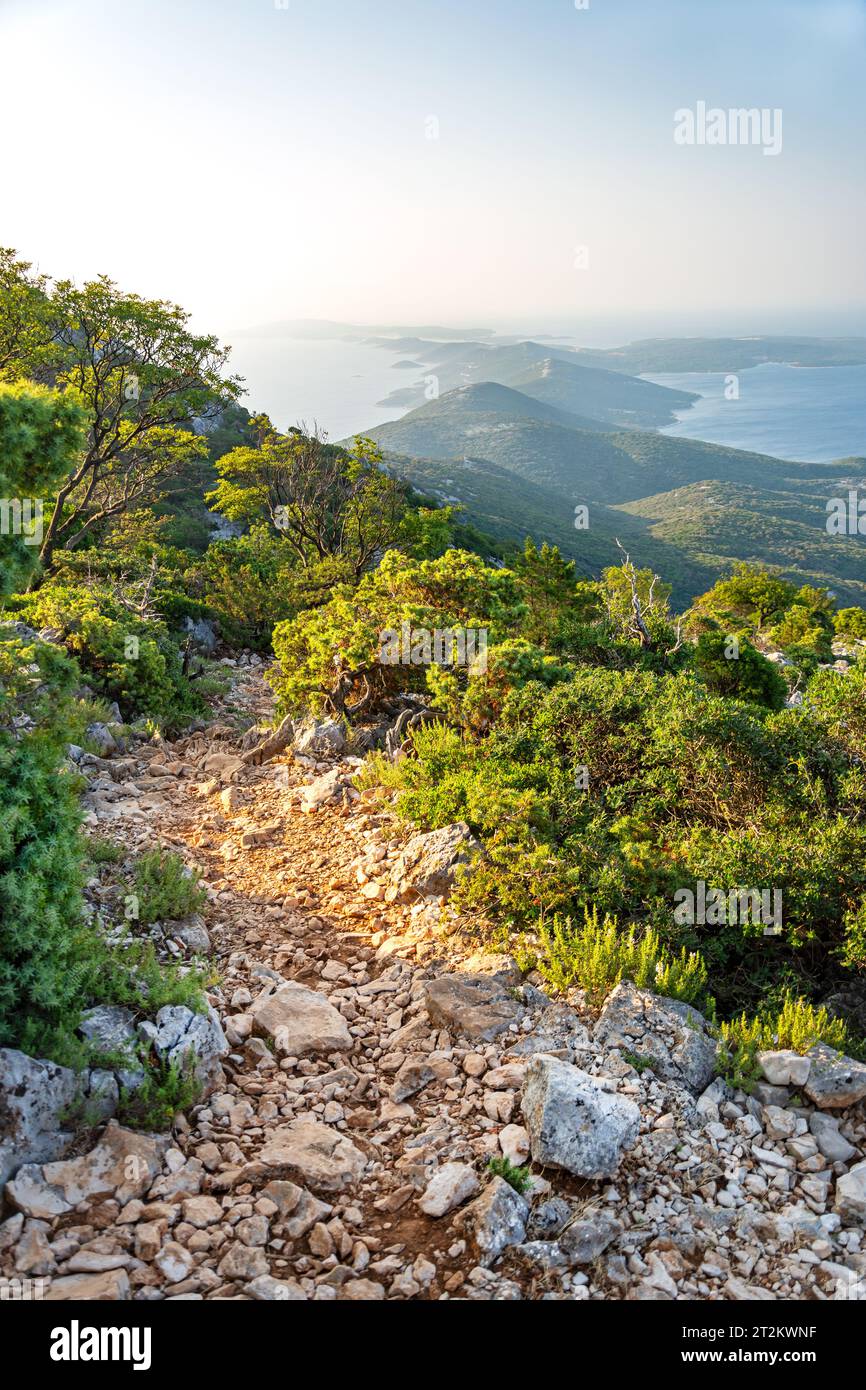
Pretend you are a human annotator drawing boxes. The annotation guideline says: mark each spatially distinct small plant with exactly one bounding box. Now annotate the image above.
[537,906,709,1010]
[488,1156,532,1194]
[117,1052,202,1131]
[133,848,207,926]
[86,836,124,865]
[720,992,849,1059]
[623,1050,654,1074]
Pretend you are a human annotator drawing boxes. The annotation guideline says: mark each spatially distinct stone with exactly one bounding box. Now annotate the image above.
[181,1196,223,1228]
[803,1045,866,1110]
[294,719,347,758]
[425,974,523,1042]
[454,1176,529,1263]
[835,1162,866,1223]
[521,1054,640,1179]
[417,1162,480,1217]
[389,822,479,900]
[248,980,352,1056]
[6,1122,168,1219]
[77,1005,139,1057]
[342,1278,386,1300]
[154,1242,193,1284]
[45,1269,131,1301]
[246,1274,308,1301]
[499,1124,530,1165]
[560,1211,622,1265]
[300,769,349,810]
[0,1049,80,1187]
[15,1220,55,1276]
[809,1113,858,1165]
[248,1120,366,1194]
[217,1242,270,1281]
[390,1059,436,1103]
[758,1050,812,1088]
[593,981,717,1094]
[170,915,212,955]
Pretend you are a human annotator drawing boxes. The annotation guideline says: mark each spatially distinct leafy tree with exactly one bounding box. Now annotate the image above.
[0,248,53,379]
[692,562,796,632]
[208,420,412,578]
[3,268,242,576]
[0,382,85,596]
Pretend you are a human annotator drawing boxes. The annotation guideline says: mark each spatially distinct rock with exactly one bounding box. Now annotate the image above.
[390,1059,435,1103]
[499,1124,530,1165]
[246,1274,308,1301]
[803,1045,866,1110]
[757,1050,812,1088]
[342,1278,386,1301]
[835,1162,866,1223]
[521,1054,640,1179]
[527,1197,572,1240]
[154,1241,194,1284]
[169,915,212,955]
[85,722,118,757]
[183,616,218,654]
[217,1242,270,1282]
[809,1113,858,1165]
[0,1049,80,1187]
[417,1162,480,1217]
[5,1122,169,1219]
[294,720,347,758]
[593,981,717,1094]
[248,1120,367,1193]
[15,1219,55,1276]
[248,980,352,1056]
[182,1196,223,1228]
[389,822,478,901]
[560,1211,622,1265]
[45,1269,131,1300]
[77,1006,139,1057]
[455,1176,529,1263]
[425,974,523,1042]
[201,752,246,782]
[300,769,349,810]
[144,1004,228,1096]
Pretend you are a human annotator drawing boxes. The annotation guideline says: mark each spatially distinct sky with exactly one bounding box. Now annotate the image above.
[1,0,865,344]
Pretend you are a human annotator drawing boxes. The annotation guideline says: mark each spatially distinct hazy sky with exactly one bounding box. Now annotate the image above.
[1,0,865,341]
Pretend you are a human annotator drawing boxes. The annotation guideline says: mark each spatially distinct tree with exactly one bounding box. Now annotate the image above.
[208,420,412,578]
[0,382,85,596]
[0,248,53,380]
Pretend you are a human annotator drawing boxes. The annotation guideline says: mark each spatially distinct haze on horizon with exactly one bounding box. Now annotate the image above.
[1,0,865,344]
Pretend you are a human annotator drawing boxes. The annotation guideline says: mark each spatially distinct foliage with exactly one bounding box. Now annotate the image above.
[117,1053,202,1131]
[692,631,787,710]
[537,906,709,1010]
[487,1156,532,1194]
[132,848,207,926]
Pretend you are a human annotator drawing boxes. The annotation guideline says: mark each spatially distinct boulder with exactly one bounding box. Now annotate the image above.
[560,1211,622,1265]
[77,1005,139,1057]
[245,1119,366,1193]
[248,980,352,1056]
[140,1003,228,1096]
[417,1162,480,1217]
[454,1176,529,1263]
[521,1054,640,1179]
[45,1269,131,1301]
[834,1162,866,1223]
[168,914,212,955]
[6,1122,169,1219]
[757,1050,812,1088]
[425,973,523,1042]
[388,822,479,901]
[803,1045,866,1110]
[300,768,350,810]
[593,981,717,1094]
[0,1050,80,1187]
[294,720,347,758]
[809,1113,858,1165]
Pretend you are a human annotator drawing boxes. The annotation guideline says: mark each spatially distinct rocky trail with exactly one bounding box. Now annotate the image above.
[3,663,866,1303]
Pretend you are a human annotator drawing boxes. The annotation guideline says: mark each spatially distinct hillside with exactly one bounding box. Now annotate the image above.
[376,340,696,425]
[571,336,866,375]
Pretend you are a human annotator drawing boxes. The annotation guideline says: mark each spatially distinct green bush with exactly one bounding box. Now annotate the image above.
[537,906,709,1010]
[132,848,207,926]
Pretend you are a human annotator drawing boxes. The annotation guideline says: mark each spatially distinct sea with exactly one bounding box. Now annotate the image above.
[643,362,866,463]
[226,332,866,464]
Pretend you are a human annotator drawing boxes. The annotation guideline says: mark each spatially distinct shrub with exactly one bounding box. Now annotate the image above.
[132,849,207,926]
[488,1156,532,1194]
[537,906,709,1010]
[692,631,788,710]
